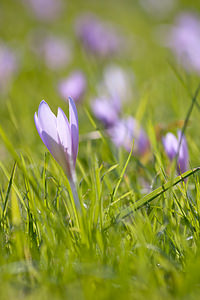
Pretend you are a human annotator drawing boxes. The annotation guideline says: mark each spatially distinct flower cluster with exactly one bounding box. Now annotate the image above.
[92,95,189,174]
[29,8,192,209]
[91,66,149,157]
[92,96,150,157]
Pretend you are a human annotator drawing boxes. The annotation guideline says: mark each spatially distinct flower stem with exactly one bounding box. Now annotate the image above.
[69,178,81,211]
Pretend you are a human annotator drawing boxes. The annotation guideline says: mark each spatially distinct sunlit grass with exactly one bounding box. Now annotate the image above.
[1,0,200,299]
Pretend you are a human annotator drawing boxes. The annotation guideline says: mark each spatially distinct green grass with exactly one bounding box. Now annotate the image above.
[1,0,200,299]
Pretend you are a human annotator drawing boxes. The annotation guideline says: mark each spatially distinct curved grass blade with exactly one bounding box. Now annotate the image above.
[0,124,42,196]
[0,161,27,211]
[111,142,134,202]
[109,167,200,226]
[2,162,16,218]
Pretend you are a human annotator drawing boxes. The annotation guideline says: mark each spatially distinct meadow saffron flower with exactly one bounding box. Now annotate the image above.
[162,130,189,174]
[31,33,72,70]
[167,13,200,74]
[108,117,149,156]
[91,97,121,128]
[41,36,72,70]
[24,0,63,22]
[34,97,80,208]
[0,43,18,93]
[58,71,87,103]
[99,64,134,102]
[75,13,122,58]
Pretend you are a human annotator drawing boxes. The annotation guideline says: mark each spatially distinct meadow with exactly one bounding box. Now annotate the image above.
[1,0,200,299]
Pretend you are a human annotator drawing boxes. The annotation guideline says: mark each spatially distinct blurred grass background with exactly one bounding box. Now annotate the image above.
[1,0,200,163]
[0,0,200,299]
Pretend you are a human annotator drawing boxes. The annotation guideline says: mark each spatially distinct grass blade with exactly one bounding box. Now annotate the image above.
[2,162,17,218]
[111,143,134,201]
[109,167,200,225]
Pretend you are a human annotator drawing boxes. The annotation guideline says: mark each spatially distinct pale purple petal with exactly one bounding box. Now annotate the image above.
[162,133,178,161]
[57,107,72,158]
[34,100,80,180]
[75,13,122,58]
[35,102,66,170]
[108,117,149,156]
[124,117,149,155]
[136,126,150,156]
[37,100,59,153]
[25,0,63,21]
[107,120,126,148]
[0,43,18,92]
[102,64,134,101]
[42,131,68,171]
[91,97,120,128]
[177,131,189,174]
[42,36,72,70]
[167,13,200,74]
[69,97,79,165]
[163,131,189,175]
[58,71,87,102]
[34,112,43,141]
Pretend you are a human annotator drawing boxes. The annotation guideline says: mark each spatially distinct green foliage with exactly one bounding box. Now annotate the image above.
[1,0,200,299]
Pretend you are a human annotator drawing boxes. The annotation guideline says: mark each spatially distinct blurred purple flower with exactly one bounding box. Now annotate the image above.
[58,71,87,103]
[0,43,18,93]
[108,117,149,156]
[98,64,134,102]
[167,13,200,73]
[75,14,122,58]
[91,97,121,128]
[34,97,79,183]
[162,130,189,174]
[34,35,72,70]
[25,0,63,22]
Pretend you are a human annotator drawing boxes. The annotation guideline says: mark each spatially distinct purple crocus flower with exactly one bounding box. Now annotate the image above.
[34,97,80,208]
[0,43,18,93]
[42,36,72,70]
[108,117,149,156]
[99,64,134,102]
[75,13,122,58]
[32,35,72,70]
[91,97,121,128]
[162,130,189,174]
[58,71,87,103]
[24,0,63,22]
[34,97,79,184]
[167,13,200,74]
